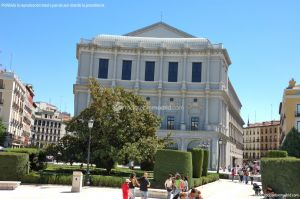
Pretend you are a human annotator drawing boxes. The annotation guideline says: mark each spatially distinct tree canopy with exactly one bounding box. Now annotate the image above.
[280,127,300,158]
[0,118,6,146]
[66,78,166,172]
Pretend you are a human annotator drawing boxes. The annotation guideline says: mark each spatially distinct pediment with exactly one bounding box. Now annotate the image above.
[124,22,195,38]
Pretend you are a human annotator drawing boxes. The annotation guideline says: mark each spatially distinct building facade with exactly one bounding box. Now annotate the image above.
[0,70,36,147]
[31,102,70,148]
[279,78,300,143]
[73,22,244,169]
[243,121,280,159]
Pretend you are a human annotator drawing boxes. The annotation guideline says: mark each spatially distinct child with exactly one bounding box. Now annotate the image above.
[122,179,130,199]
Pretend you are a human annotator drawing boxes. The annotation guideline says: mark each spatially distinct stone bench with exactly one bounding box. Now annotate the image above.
[0,181,21,190]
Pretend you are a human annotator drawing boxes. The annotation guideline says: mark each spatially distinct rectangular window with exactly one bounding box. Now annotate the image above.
[297,104,300,116]
[297,121,300,132]
[168,62,178,82]
[191,117,199,130]
[121,60,132,80]
[98,59,109,79]
[145,61,155,81]
[192,62,202,82]
[167,116,175,130]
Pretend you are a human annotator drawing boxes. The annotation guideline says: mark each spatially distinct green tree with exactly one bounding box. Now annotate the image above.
[0,118,6,146]
[280,127,300,158]
[66,78,162,173]
[45,135,83,165]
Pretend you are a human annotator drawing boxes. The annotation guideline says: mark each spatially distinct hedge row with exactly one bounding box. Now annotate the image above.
[202,150,209,176]
[261,157,300,195]
[191,149,204,178]
[266,150,288,158]
[21,172,125,187]
[192,173,219,187]
[0,152,29,180]
[154,149,193,187]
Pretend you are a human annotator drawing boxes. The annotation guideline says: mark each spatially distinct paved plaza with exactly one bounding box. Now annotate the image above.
[1,179,263,199]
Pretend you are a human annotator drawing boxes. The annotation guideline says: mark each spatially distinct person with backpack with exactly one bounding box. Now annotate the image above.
[165,174,174,199]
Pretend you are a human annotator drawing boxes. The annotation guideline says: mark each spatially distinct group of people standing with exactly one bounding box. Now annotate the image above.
[122,172,150,199]
[231,165,255,185]
[164,173,203,199]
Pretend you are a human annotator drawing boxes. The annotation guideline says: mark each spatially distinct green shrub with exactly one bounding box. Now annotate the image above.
[21,172,41,183]
[218,173,230,179]
[266,150,288,158]
[192,173,219,187]
[6,148,47,171]
[261,157,300,195]
[191,148,204,178]
[192,178,202,187]
[201,173,219,185]
[202,150,209,176]
[0,152,29,180]
[154,149,193,187]
[91,175,125,187]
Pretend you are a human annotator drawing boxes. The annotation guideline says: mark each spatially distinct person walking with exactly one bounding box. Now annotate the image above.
[183,176,189,192]
[121,179,130,199]
[244,169,249,184]
[231,168,236,181]
[238,168,243,182]
[129,173,139,199]
[139,172,150,199]
[249,171,254,185]
[165,174,174,199]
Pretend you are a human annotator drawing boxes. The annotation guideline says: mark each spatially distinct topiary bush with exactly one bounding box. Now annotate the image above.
[154,149,193,187]
[0,152,29,180]
[191,148,204,178]
[266,150,288,158]
[261,157,300,195]
[202,150,209,176]
[192,173,219,187]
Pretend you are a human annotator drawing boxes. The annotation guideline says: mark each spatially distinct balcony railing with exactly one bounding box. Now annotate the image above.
[295,112,300,117]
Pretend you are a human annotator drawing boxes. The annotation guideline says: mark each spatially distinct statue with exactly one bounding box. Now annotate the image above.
[288,78,296,88]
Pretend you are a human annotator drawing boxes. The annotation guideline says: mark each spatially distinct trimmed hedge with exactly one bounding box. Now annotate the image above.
[91,175,125,187]
[154,149,193,187]
[0,152,29,180]
[6,148,47,171]
[192,173,219,187]
[266,150,288,158]
[202,150,209,176]
[261,157,300,195]
[21,172,125,187]
[191,148,204,178]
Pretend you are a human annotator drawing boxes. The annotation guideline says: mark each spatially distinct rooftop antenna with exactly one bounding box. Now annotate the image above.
[9,53,13,71]
[255,111,256,123]
[160,11,163,22]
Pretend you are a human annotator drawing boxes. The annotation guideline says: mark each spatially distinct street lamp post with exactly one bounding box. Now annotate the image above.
[86,119,94,185]
[217,138,223,174]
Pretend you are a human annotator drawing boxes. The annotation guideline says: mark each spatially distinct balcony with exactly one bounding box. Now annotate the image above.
[295,111,300,117]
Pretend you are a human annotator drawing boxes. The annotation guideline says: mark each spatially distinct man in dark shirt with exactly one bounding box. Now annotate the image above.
[139,172,150,199]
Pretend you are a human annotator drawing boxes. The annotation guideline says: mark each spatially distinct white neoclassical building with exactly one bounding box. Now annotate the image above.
[73,22,244,170]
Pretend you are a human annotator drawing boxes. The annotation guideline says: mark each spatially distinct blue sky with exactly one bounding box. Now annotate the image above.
[0,0,299,124]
